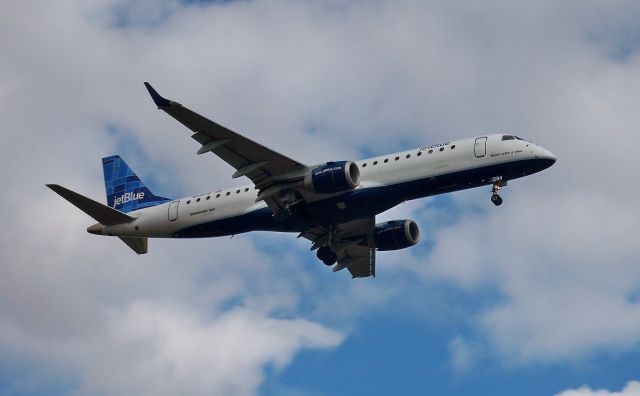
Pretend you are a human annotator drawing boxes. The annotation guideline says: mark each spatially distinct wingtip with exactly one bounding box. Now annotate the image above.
[144,82,171,108]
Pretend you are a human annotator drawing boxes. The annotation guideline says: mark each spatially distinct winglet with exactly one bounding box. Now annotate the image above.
[144,82,171,108]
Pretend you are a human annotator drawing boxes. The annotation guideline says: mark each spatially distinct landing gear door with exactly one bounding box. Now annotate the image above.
[168,201,179,221]
[474,137,487,158]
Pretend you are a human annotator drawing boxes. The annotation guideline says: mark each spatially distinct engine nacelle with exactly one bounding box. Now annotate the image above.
[373,220,420,251]
[304,161,360,194]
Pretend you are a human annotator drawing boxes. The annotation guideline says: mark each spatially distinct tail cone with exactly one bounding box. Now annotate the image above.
[87,223,104,235]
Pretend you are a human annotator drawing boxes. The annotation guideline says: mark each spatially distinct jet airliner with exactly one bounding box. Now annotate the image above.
[47,83,556,278]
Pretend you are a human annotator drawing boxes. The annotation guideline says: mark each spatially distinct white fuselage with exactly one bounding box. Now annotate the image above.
[100,134,555,239]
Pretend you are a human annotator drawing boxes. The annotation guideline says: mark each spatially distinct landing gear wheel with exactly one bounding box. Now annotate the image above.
[322,256,337,266]
[490,177,505,207]
[491,194,503,206]
[317,246,338,266]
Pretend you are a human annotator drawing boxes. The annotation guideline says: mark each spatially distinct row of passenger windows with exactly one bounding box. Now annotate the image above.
[361,144,456,168]
[185,187,252,204]
[185,143,461,203]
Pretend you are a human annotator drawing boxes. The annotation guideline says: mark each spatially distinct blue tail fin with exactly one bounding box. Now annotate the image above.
[102,155,171,213]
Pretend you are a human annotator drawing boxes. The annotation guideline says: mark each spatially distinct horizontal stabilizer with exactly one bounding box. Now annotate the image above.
[46,184,134,225]
[119,237,148,254]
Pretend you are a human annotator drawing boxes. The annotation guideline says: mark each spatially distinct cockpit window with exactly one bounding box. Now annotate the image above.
[514,136,525,141]
[502,135,515,141]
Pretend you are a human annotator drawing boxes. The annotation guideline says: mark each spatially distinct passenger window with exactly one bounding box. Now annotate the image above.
[362,163,367,168]
[206,196,210,200]
[196,198,201,202]
[216,194,220,198]
[439,147,444,151]
[186,200,191,204]
[451,145,456,149]
[384,159,389,163]
[417,152,422,156]
[373,161,378,165]
[428,149,433,154]
[236,189,240,194]
[245,188,249,192]
[406,154,411,159]
[226,192,230,196]
[395,156,400,161]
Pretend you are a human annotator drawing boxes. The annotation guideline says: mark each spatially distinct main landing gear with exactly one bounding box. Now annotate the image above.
[491,177,506,206]
[317,245,338,266]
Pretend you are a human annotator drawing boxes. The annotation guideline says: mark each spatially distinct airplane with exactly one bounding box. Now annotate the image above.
[47,82,556,278]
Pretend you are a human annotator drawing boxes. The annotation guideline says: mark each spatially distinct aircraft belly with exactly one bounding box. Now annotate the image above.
[172,207,284,238]
[303,186,400,225]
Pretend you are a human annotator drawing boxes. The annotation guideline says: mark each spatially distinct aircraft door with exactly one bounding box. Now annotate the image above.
[168,201,179,221]
[474,137,487,158]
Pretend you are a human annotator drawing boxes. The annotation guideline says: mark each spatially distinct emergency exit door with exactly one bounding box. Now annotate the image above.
[474,137,487,158]
[168,201,179,221]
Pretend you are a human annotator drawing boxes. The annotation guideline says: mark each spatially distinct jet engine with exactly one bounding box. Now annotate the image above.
[373,220,420,251]
[304,161,360,194]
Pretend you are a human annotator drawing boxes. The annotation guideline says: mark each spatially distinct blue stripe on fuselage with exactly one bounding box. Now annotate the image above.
[172,158,554,238]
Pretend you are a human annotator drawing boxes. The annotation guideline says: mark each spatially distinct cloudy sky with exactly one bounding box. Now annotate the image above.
[1,0,640,395]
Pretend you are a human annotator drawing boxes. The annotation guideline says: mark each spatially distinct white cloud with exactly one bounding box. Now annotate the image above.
[78,303,342,396]
[418,186,640,363]
[0,301,343,396]
[556,381,640,396]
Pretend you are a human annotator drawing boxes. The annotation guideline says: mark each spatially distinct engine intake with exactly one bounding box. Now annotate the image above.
[373,220,420,251]
[304,161,360,194]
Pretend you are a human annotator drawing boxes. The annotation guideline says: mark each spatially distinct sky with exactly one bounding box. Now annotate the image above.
[1,0,640,395]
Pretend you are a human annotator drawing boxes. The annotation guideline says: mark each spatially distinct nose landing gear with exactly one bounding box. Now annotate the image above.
[491,177,506,206]
[491,193,503,206]
[317,245,338,266]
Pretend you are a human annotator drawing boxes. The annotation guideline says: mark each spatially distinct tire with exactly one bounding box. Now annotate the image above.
[491,194,503,206]
[317,246,337,266]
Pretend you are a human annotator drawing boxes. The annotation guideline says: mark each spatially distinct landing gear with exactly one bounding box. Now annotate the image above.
[491,177,506,206]
[491,193,503,206]
[317,245,338,266]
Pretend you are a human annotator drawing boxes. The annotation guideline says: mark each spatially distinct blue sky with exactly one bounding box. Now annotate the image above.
[1,1,640,395]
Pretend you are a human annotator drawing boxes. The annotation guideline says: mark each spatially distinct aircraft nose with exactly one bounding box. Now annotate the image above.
[537,147,556,168]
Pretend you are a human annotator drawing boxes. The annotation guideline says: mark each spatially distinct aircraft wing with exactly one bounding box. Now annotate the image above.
[301,217,376,278]
[144,83,308,213]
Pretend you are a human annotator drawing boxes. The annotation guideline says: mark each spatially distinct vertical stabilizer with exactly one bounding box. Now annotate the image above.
[102,155,170,213]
